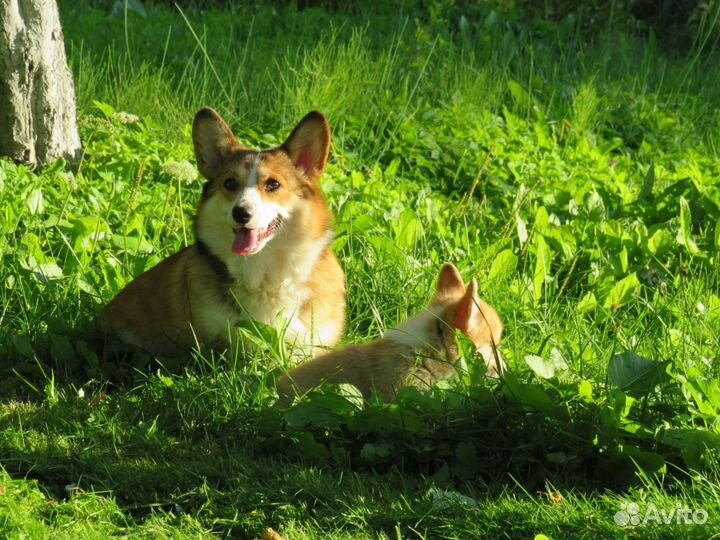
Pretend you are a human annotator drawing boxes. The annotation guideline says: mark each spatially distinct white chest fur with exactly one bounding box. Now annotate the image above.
[193,231,331,349]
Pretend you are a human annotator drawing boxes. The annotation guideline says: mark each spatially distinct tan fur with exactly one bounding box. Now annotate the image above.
[277,263,505,405]
[96,109,346,357]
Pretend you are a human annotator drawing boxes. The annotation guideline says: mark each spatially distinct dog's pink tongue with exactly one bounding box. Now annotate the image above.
[232,228,259,255]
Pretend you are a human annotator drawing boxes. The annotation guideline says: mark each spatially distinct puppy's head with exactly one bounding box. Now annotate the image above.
[192,108,331,256]
[431,263,506,377]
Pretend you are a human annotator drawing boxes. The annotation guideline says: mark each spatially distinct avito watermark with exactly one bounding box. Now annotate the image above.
[615,502,709,527]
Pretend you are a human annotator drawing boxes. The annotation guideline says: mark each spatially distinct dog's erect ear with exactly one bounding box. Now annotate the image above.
[192,108,241,178]
[280,111,331,182]
[453,278,479,332]
[436,263,465,297]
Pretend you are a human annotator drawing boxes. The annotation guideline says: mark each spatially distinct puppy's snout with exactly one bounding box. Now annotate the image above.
[232,206,252,225]
[480,346,506,378]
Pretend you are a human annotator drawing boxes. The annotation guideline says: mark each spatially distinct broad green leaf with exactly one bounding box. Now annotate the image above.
[603,272,640,309]
[484,9,500,29]
[577,380,594,402]
[26,188,44,215]
[289,431,329,462]
[608,351,668,398]
[360,442,394,463]
[335,384,364,409]
[384,158,401,180]
[509,276,534,306]
[71,217,109,252]
[502,373,556,413]
[235,319,283,351]
[345,214,375,233]
[394,209,423,250]
[507,79,533,108]
[585,190,605,220]
[617,248,629,274]
[11,334,35,357]
[124,214,146,235]
[535,205,550,230]
[111,234,153,255]
[577,292,597,313]
[546,452,572,464]
[157,373,174,387]
[675,369,720,416]
[676,196,703,256]
[33,262,63,282]
[396,386,444,414]
[429,488,479,512]
[284,391,356,430]
[525,354,555,379]
[487,249,517,282]
[517,214,528,245]
[454,441,479,479]
[93,101,116,118]
[707,294,720,322]
[533,117,551,147]
[656,428,720,469]
[20,233,45,262]
[542,226,576,259]
[619,444,666,475]
[42,158,66,175]
[367,235,407,264]
[349,406,420,435]
[607,388,636,420]
[647,229,673,255]
[639,164,655,200]
[533,234,552,303]
[549,347,569,371]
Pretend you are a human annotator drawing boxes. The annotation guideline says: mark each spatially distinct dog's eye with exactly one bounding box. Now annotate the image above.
[264,178,281,192]
[224,178,239,191]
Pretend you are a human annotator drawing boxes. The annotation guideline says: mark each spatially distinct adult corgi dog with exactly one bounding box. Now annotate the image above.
[97,108,346,358]
[277,263,505,405]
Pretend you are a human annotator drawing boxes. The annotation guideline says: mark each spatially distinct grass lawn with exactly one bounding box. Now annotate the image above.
[1,1,720,538]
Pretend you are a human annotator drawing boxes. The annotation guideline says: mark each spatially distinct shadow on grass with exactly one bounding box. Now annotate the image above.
[0,322,200,400]
[1,374,718,538]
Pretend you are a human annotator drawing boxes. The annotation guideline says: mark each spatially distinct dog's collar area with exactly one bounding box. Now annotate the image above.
[196,239,233,284]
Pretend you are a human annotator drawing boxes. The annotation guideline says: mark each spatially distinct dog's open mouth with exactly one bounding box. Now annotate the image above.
[231,217,281,255]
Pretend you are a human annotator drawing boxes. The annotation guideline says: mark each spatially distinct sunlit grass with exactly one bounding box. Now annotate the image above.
[0,1,719,537]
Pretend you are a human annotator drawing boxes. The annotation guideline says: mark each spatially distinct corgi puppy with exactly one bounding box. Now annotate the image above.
[277,263,505,405]
[96,109,346,358]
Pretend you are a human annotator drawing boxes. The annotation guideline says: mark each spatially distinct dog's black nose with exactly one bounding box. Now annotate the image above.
[232,206,252,225]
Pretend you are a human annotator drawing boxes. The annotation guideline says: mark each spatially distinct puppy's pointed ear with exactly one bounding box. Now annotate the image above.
[453,278,479,332]
[193,108,241,178]
[436,263,465,297]
[281,111,331,182]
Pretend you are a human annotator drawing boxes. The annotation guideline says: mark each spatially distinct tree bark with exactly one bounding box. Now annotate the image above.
[0,0,81,166]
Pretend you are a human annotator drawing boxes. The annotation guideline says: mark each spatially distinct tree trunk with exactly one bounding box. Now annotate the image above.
[0,0,81,166]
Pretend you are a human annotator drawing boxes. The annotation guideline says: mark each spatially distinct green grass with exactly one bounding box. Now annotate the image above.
[1,1,720,538]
